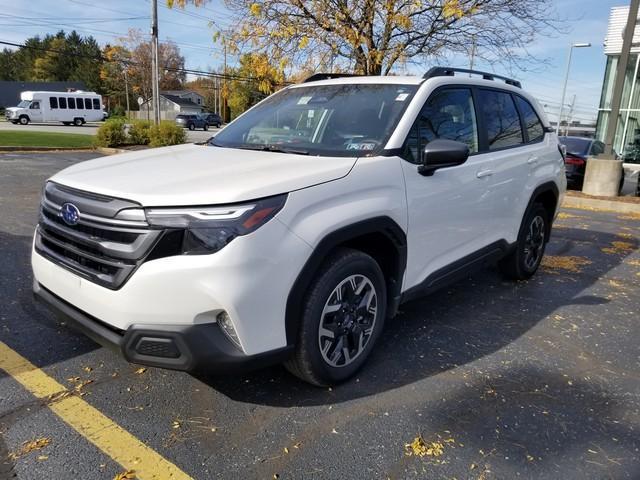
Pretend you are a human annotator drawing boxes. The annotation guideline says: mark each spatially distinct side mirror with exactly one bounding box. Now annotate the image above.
[418,139,470,176]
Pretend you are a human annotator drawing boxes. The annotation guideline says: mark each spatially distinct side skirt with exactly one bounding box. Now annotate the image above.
[400,240,514,304]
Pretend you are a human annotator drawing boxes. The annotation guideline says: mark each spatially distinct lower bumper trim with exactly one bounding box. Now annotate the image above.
[33,282,293,374]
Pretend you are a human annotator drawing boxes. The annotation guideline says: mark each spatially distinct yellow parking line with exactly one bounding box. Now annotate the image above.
[0,341,192,480]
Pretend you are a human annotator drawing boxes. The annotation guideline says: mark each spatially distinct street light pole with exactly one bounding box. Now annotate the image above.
[557,42,591,135]
[150,0,160,124]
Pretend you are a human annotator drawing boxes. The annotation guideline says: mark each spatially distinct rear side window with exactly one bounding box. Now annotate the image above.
[515,96,544,143]
[478,90,523,150]
[68,98,76,109]
[50,97,58,109]
[59,97,67,109]
[76,98,84,110]
[92,99,100,109]
[404,88,478,164]
[84,98,91,109]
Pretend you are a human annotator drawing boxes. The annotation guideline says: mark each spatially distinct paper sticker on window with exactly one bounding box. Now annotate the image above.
[308,110,315,118]
[395,93,409,101]
[346,142,376,151]
[297,96,312,105]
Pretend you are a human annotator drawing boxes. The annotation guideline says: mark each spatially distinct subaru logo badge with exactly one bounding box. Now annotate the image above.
[60,203,80,226]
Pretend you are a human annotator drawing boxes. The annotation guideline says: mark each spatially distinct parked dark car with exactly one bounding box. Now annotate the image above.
[175,114,208,131]
[201,112,222,128]
[559,136,625,192]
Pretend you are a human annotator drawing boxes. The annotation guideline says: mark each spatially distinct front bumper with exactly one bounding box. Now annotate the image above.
[33,282,293,373]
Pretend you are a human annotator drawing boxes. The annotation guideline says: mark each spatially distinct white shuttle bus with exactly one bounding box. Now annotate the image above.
[5,91,104,126]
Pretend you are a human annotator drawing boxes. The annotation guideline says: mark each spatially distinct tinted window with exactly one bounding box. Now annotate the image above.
[404,88,478,164]
[84,98,91,109]
[515,96,544,143]
[68,98,76,109]
[92,98,100,109]
[76,98,84,109]
[50,97,58,109]
[59,97,67,109]
[478,90,523,149]
[590,141,604,156]
[559,137,590,156]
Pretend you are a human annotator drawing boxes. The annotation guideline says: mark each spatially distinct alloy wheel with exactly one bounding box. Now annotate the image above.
[523,215,545,270]
[318,274,378,368]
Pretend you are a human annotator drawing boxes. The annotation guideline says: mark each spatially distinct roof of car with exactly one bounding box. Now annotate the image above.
[289,76,424,88]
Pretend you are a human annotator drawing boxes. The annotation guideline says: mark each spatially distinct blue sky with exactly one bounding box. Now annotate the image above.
[0,0,627,123]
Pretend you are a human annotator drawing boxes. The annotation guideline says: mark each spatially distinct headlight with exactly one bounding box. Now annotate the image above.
[145,194,287,254]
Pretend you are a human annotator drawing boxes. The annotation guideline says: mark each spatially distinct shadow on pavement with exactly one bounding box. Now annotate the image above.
[197,226,638,406]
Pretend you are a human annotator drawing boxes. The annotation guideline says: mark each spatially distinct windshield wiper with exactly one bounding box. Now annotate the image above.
[229,144,310,155]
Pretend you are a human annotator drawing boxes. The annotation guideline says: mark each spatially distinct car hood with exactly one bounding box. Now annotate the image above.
[50,143,357,206]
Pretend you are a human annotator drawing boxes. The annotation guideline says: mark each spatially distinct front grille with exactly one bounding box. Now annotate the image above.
[35,182,164,290]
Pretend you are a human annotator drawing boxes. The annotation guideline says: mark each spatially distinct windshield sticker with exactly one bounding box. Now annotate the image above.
[297,96,312,105]
[346,142,376,151]
[395,93,409,102]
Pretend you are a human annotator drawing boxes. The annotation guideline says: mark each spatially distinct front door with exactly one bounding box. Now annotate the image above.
[29,100,43,122]
[400,87,494,291]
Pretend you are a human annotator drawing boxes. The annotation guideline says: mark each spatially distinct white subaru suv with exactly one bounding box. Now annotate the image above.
[32,67,565,386]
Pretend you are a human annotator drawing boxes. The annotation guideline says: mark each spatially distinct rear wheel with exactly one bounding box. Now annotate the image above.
[499,203,548,280]
[188,123,195,131]
[203,124,208,131]
[285,248,386,386]
[73,118,83,126]
[18,115,29,125]
[62,122,71,126]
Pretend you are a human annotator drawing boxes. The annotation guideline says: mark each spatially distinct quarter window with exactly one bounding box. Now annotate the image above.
[92,98,100,109]
[478,90,523,150]
[84,98,92,109]
[68,98,76,109]
[515,96,544,143]
[404,88,478,164]
[59,97,67,109]
[50,97,58,109]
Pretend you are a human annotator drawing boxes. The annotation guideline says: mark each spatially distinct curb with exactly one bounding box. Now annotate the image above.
[563,194,640,214]
[95,147,128,154]
[0,146,94,152]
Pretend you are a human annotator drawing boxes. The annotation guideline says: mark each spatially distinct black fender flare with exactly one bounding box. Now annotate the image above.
[284,216,407,345]
[523,181,560,240]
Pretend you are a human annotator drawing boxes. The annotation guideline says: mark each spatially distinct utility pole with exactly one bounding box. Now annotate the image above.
[469,35,477,73]
[123,66,130,116]
[222,42,228,123]
[565,94,576,136]
[150,0,160,124]
[604,0,640,156]
[557,42,591,135]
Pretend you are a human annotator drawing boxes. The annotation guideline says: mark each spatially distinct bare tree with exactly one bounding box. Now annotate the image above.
[221,0,563,75]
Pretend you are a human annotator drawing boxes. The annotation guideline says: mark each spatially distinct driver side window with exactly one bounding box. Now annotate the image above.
[404,88,478,164]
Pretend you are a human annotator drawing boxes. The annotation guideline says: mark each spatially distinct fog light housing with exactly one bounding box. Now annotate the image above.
[217,311,241,350]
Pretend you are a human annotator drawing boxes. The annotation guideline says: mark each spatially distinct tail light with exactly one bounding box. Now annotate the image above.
[564,154,586,167]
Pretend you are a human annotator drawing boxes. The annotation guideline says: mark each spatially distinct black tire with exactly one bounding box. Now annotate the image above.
[285,248,387,386]
[18,115,29,125]
[216,123,221,128]
[203,124,208,131]
[62,122,71,126]
[10,120,18,124]
[188,123,195,131]
[499,203,548,280]
[73,118,83,126]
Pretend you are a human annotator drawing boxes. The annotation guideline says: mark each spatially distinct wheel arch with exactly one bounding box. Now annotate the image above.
[284,216,407,345]
[526,181,559,241]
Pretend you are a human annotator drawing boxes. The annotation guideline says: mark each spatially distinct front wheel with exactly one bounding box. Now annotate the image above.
[18,116,29,125]
[188,123,195,131]
[285,248,387,386]
[203,124,208,131]
[499,203,548,280]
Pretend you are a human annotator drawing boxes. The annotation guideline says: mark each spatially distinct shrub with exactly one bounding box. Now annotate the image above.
[149,121,187,147]
[128,120,152,145]
[110,105,126,118]
[95,119,126,147]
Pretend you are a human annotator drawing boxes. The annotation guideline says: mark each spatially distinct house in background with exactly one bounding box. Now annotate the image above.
[136,90,205,120]
[0,81,87,109]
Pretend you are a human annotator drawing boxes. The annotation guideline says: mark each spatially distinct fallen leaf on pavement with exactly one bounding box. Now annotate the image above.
[134,368,147,375]
[113,469,136,480]
[404,436,444,458]
[9,437,51,460]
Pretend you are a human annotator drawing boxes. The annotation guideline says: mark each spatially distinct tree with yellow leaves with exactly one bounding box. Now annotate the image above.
[220,0,562,75]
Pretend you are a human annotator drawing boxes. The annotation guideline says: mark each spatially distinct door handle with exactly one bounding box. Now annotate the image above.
[527,156,539,165]
[476,169,494,178]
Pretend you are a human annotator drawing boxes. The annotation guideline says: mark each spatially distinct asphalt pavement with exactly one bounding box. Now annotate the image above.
[0,120,218,144]
[1,152,639,480]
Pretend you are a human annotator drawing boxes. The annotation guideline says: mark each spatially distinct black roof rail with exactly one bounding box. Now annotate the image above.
[303,73,364,83]
[423,66,522,89]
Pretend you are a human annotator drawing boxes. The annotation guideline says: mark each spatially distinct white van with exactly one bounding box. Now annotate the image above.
[5,91,104,126]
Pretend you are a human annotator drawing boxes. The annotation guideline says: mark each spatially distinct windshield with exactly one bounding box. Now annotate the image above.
[17,100,31,108]
[210,83,419,156]
[559,137,590,156]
